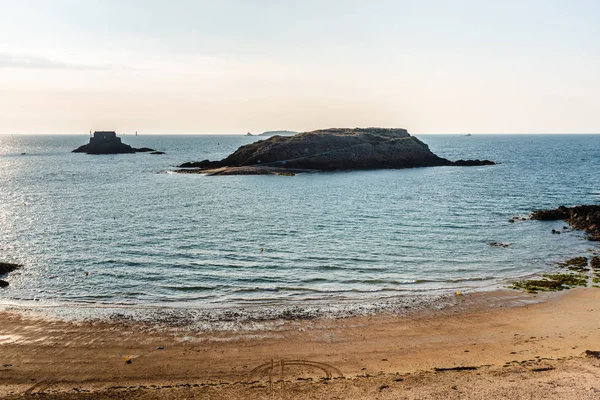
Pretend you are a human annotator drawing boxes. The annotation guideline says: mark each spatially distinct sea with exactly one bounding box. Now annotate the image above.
[1,133,599,328]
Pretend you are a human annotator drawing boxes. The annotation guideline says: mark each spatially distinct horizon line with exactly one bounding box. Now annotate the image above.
[1,131,599,136]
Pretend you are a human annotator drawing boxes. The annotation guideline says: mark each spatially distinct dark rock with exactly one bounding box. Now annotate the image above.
[488,242,510,248]
[530,206,569,221]
[150,151,165,155]
[73,131,156,154]
[531,205,600,241]
[585,350,600,359]
[452,159,496,166]
[177,128,495,174]
[434,366,478,372]
[178,160,223,169]
[0,280,8,288]
[552,229,561,234]
[0,262,21,275]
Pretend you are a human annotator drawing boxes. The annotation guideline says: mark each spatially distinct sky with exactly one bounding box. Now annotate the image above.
[0,0,599,134]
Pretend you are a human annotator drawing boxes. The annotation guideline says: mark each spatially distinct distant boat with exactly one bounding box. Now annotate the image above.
[465,133,472,137]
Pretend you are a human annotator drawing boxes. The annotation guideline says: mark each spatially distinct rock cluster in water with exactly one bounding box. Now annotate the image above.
[0,261,21,288]
[73,131,156,155]
[530,205,600,241]
[178,127,495,175]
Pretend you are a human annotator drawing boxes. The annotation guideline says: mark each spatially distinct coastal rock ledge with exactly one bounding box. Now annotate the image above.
[0,261,22,288]
[177,128,495,175]
[531,205,600,241]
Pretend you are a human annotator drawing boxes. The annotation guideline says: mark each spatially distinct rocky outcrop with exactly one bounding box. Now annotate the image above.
[177,128,495,175]
[0,262,21,275]
[179,160,223,169]
[73,131,156,154]
[531,205,600,241]
[453,159,496,166]
[0,261,21,288]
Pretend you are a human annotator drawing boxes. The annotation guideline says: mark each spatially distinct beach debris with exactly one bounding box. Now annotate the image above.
[488,242,510,248]
[157,346,164,350]
[531,366,555,372]
[455,291,462,296]
[585,350,600,359]
[124,356,132,364]
[378,384,390,391]
[434,366,478,372]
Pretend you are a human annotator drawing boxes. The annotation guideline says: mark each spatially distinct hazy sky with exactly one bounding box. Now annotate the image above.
[1,0,598,134]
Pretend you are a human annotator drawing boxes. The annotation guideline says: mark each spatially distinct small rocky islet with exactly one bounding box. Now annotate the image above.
[73,131,159,155]
[177,127,495,175]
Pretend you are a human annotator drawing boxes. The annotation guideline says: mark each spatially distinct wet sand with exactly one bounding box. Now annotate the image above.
[1,288,600,399]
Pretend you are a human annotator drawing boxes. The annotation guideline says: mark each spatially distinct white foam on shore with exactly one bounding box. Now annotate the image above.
[1,292,461,333]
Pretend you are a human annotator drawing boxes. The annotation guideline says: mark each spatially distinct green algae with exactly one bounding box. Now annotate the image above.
[510,273,588,294]
[558,257,588,268]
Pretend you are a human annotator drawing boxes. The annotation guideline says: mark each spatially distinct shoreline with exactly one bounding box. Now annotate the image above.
[2,288,600,398]
[0,280,532,333]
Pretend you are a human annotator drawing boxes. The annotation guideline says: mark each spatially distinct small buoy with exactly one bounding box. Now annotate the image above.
[455,291,461,296]
[85,271,89,276]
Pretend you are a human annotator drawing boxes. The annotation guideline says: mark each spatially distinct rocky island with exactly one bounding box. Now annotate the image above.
[178,127,495,175]
[73,131,157,154]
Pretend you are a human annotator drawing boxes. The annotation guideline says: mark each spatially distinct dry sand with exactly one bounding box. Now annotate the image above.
[1,288,600,399]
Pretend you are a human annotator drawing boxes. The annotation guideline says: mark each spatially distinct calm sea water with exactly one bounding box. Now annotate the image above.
[1,134,599,316]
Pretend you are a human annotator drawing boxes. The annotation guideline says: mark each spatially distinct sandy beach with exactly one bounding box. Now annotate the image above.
[1,288,600,399]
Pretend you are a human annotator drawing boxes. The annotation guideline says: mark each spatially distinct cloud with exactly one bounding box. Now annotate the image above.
[0,53,127,70]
